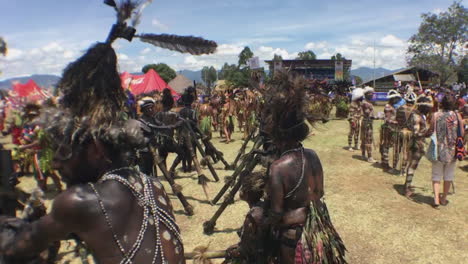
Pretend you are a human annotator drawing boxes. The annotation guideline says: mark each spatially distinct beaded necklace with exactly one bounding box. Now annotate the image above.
[280,145,305,198]
[89,167,182,264]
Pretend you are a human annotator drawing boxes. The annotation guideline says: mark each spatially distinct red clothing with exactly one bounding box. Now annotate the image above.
[12,127,22,145]
[457,98,466,112]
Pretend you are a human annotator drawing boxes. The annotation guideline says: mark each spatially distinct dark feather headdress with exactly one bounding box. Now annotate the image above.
[161,88,175,109]
[43,0,217,160]
[261,72,311,142]
[0,37,7,56]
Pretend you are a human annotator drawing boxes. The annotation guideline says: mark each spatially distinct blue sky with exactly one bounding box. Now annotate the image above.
[0,0,465,79]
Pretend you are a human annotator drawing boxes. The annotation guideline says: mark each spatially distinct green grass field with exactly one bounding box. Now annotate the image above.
[2,109,467,264]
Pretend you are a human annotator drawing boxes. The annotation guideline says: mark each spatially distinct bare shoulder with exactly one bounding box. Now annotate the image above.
[304,148,320,161]
[50,185,99,229]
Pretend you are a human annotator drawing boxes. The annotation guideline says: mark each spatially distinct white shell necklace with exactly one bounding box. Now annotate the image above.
[89,167,181,264]
[280,145,305,198]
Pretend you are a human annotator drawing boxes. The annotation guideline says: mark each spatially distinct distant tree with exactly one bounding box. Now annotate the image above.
[227,68,250,88]
[331,53,345,60]
[296,50,317,60]
[238,46,254,67]
[273,54,283,61]
[219,63,237,80]
[457,56,468,83]
[202,66,218,92]
[353,75,363,85]
[0,37,6,75]
[141,63,177,83]
[407,1,467,85]
[0,37,6,56]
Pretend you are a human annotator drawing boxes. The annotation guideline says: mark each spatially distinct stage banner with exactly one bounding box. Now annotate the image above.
[247,57,260,69]
[335,61,344,81]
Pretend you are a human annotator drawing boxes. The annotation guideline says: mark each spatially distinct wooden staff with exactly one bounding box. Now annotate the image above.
[211,152,249,205]
[202,138,232,170]
[186,136,212,203]
[211,134,265,205]
[183,120,220,182]
[152,147,194,216]
[203,155,260,235]
[231,127,256,168]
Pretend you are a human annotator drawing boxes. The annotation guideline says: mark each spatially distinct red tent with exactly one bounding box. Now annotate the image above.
[120,71,134,90]
[12,79,49,102]
[121,69,179,96]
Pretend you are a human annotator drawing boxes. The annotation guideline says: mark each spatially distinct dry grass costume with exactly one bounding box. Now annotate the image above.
[395,93,416,175]
[199,98,213,140]
[404,96,432,197]
[347,88,363,151]
[380,90,401,171]
[360,87,375,162]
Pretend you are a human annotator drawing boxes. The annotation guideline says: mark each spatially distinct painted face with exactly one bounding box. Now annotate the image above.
[365,92,374,101]
[52,142,99,186]
[389,97,399,105]
[142,105,155,116]
[418,105,431,115]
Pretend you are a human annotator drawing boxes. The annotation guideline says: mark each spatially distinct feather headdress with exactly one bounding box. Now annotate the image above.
[0,37,7,56]
[103,0,217,54]
[261,72,311,142]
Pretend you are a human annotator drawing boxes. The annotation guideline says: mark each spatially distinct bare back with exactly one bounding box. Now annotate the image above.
[10,170,185,264]
[267,148,324,215]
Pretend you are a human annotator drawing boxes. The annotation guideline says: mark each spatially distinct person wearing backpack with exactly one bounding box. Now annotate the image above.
[428,93,465,208]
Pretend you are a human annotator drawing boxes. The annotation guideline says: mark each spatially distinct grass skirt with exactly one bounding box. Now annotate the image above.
[200,116,212,136]
[295,200,347,264]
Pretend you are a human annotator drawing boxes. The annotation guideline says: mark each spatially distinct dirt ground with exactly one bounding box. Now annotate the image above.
[2,107,467,264]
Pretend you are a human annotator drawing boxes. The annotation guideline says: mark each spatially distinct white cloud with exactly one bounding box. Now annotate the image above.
[42,42,64,52]
[117,53,129,61]
[305,41,328,50]
[312,34,409,70]
[0,41,87,79]
[217,44,244,55]
[151,19,169,31]
[140,47,152,55]
[432,8,443,14]
[4,48,24,61]
[380,34,406,47]
[235,37,294,46]
[63,50,75,59]
[257,46,298,60]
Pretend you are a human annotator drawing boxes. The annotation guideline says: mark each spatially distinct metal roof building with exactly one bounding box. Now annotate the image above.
[362,67,438,92]
[264,59,352,82]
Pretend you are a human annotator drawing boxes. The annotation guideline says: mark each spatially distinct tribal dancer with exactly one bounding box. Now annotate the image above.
[380,90,401,172]
[0,0,220,260]
[155,88,186,173]
[221,92,235,143]
[404,96,432,197]
[226,73,346,264]
[360,86,376,163]
[177,89,199,172]
[199,96,213,140]
[137,97,164,177]
[347,88,363,151]
[395,92,416,175]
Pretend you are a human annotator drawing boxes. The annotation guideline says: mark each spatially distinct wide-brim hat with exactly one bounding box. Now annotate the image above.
[351,88,364,101]
[138,97,155,109]
[363,86,374,94]
[387,89,401,99]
